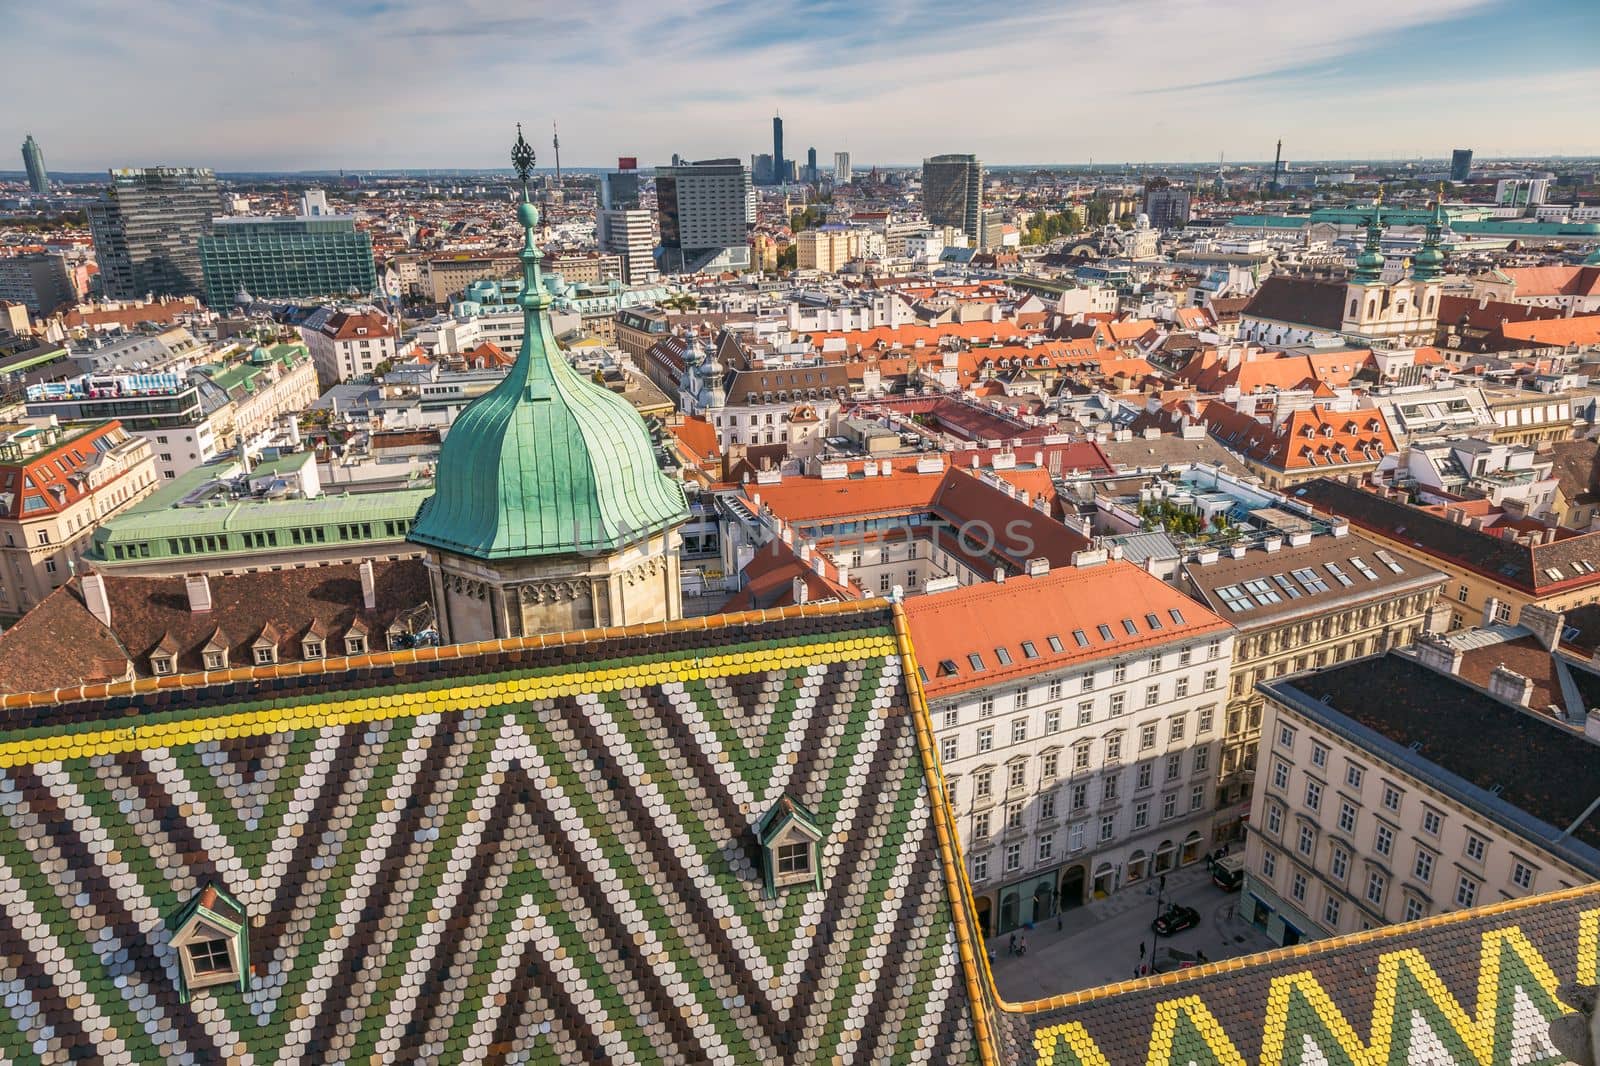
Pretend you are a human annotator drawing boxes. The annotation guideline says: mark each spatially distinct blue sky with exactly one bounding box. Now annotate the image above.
[6,0,1597,171]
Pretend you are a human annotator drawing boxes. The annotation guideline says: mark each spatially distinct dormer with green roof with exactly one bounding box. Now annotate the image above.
[409,125,689,642]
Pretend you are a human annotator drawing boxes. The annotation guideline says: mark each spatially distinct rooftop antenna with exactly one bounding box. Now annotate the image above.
[552,121,561,187]
[1271,139,1283,193]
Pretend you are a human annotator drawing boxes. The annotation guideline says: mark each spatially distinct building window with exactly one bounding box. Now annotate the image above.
[1102,775,1120,802]
[1365,871,1385,906]
[1133,800,1149,830]
[1261,851,1276,879]
[1071,783,1087,812]
[1413,850,1434,884]
[974,811,991,840]
[150,654,175,675]
[1266,804,1283,835]
[1075,703,1092,727]
[1105,733,1122,760]
[1144,684,1160,708]
[974,771,993,801]
[1099,815,1115,842]
[1272,760,1289,790]
[253,645,277,665]
[1345,763,1364,790]
[1041,751,1058,780]
[1165,753,1182,781]
[1323,897,1341,928]
[1049,708,1065,732]
[1040,792,1056,820]
[302,640,324,659]
[1338,802,1357,834]
[1454,875,1478,908]
[1198,706,1214,732]
[1174,676,1189,699]
[977,727,993,754]
[1081,672,1096,693]
[980,695,994,718]
[1190,783,1205,811]
[1069,821,1085,851]
[1292,873,1307,903]
[1047,680,1062,701]
[972,854,989,882]
[1404,897,1425,922]
[1202,669,1218,692]
[1007,802,1024,830]
[1298,825,1315,856]
[1304,781,1322,812]
[203,651,227,670]
[1137,761,1153,790]
[1278,724,1296,750]
[1464,833,1486,863]
[1038,834,1053,863]
[1511,861,1535,891]
[1140,723,1157,751]
[1109,693,1125,716]
[940,736,958,763]
[944,708,959,729]
[345,635,367,655]
[1421,808,1442,836]
[1008,761,1026,790]
[1110,664,1125,684]
[1310,743,1328,769]
[1381,784,1402,812]
[1168,714,1186,742]
[1015,686,1030,709]
[1073,741,1090,770]
[1162,793,1178,821]
[1192,746,1209,774]
[1375,824,1393,857]
[1330,846,1348,882]
[1011,718,1028,744]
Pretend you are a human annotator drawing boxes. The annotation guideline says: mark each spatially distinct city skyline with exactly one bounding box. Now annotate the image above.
[6,0,1597,172]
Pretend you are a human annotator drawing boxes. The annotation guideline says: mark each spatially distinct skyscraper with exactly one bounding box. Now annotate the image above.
[87,167,221,300]
[597,161,659,284]
[922,154,983,245]
[655,159,753,274]
[771,114,785,187]
[834,151,851,183]
[806,147,818,184]
[20,135,48,195]
[1450,148,1474,182]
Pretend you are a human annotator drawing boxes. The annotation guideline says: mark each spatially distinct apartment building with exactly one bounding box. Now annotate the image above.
[1244,653,1600,947]
[0,420,158,618]
[299,306,397,386]
[1177,529,1446,840]
[905,557,1235,938]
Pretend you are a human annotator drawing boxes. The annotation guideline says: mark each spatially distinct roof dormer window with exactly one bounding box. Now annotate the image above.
[302,639,324,660]
[755,795,823,897]
[169,884,248,1002]
[150,653,175,676]
[345,634,367,655]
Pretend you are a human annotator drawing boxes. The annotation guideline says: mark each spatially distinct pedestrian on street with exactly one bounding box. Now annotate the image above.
[1018,934,1028,957]
[1008,933,1017,956]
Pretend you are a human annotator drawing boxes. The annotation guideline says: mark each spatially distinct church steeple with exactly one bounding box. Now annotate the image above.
[1410,185,1448,282]
[409,124,689,643]
[1351,190,1386,285]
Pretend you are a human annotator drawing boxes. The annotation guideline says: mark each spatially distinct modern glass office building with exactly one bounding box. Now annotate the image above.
[199,216,376,308]
[88,167,221,300]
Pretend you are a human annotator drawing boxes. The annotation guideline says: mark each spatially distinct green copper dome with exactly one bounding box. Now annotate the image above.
[1351,196,1387,285]
[1411,193,1448,282]
[408,126,687,561]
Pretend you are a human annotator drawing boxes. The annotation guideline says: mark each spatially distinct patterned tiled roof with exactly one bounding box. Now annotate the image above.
[1000,881,1600,1064]
[0,603,989,1064]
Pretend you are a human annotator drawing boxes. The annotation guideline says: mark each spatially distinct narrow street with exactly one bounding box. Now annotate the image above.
[988,861,1276,1001]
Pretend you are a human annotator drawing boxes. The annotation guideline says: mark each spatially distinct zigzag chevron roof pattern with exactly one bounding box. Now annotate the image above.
[999,881,1600,1065]
[0,605,983,1064]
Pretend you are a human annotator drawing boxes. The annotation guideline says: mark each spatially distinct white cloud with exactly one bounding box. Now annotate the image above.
[5,0,1595,170]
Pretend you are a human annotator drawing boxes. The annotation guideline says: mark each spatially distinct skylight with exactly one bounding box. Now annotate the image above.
[1051,635,1068,652]
[1168,608,1185,625]
[1121,619,1138,636]
[994,647,1013,666]
[938,659,958,676]
[1242,578,1281,605]
[1097,624,1114,641]
[1324,562,1354,587]
[1373,550,1404,574]
[1216,585,1252,612]
[1291,567,1329,594]
[1021,641,1039,659]
[967,652,986,671]
[1144,613,1163,630]
[1271,574,1302,599]
[1349,556,1379,581]
[1071,630,1088,648]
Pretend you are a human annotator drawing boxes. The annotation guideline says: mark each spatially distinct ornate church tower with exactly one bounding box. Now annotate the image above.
[408,125,689,643]
[1408,189,1448,334]
[1341,192,1389,336]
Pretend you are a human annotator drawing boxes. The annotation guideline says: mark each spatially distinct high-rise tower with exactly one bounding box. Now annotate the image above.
[87,167,220,300]
[771,113,785,187]
[20,135,48,195]
[922,154,983,245]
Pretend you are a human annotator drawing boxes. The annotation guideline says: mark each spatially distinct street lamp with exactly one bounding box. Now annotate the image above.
[1141,873,1167,976]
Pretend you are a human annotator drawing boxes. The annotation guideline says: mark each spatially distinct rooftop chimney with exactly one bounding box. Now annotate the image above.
[792,576,809,604]
[359,559,377,610]
[185,574,213,614]
[1025,557,1050,578]
[1487,665,1534,707]
[1517,604,1563,652]
[81,572,112,629]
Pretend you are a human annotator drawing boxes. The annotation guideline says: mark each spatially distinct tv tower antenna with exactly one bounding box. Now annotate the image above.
[552,121,562,187]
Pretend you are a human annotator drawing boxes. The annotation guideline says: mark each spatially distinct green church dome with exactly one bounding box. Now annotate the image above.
[409,127,687,561]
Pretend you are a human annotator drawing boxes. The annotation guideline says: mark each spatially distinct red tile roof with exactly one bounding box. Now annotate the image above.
[903,560,1231,698]
[0,422,138,520]
[1204,402,1394,473]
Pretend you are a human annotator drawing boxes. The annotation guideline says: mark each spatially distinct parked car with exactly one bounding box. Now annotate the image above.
[1210,854,1245,891]
[1152,903,1201,936]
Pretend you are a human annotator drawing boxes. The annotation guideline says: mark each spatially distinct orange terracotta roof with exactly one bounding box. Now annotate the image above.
[1497,315,1600,348]
[1203,402,1394,473]
[667,415,720,462]
[1498,265,1600,298]
[903,560,1231,698]
[748,469,948,523]
[804,319,1042,352]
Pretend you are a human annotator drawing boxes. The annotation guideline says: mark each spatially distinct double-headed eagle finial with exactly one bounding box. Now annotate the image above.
[511,123,536,188]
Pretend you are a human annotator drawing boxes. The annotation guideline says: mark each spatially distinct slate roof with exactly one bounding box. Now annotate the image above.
[0,602,991,1064]
[1266,652,1600,858]
[998,881,1600,1064]
[1239,276,1347,332]
[1290,476,1600,596]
